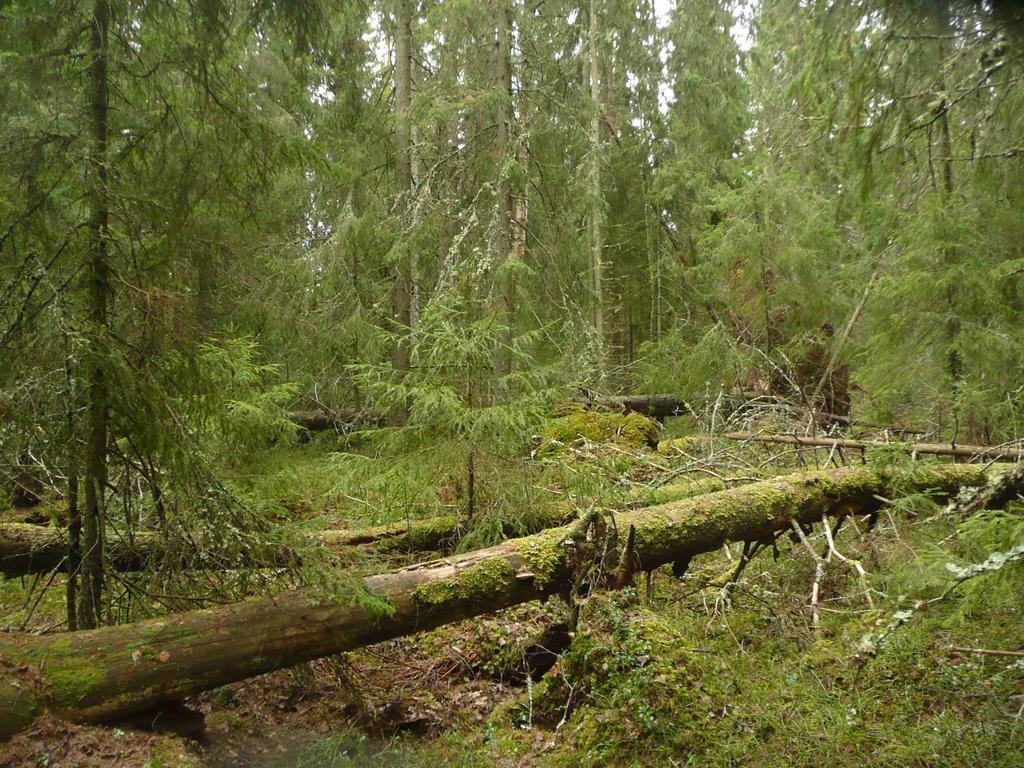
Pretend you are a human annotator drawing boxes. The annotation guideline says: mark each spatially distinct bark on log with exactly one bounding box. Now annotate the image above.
[0,463,1003,737]
[288,409,385,432]
[0,516,485,579]
[572,394,689,419]
[724,432,1024,461]
[0,508,587,579]
[2,475,724,578]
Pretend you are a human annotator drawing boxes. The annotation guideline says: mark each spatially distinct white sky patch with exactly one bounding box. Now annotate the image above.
[651,1,753,112]
[349,1,754,115]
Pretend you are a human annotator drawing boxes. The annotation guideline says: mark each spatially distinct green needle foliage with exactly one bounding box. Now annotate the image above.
[0,0,1021,658]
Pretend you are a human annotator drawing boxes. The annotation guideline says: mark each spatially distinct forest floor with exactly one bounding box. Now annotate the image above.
[1,432,1023,767]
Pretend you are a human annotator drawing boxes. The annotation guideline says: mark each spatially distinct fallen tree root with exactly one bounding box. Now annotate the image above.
[724,432,1024,462]
[0,463,1005,737]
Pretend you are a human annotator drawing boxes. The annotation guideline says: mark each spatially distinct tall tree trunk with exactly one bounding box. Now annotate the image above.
[390,0,414,426]
[588,0,605,376]
[409,121,420,342]
[506,32,530,378]
[936,0,962,397]
[492,0,515,381]
[511,22,529,272]
[80,0,111,630]
[0,464,1003,736]
[64,355,80,632]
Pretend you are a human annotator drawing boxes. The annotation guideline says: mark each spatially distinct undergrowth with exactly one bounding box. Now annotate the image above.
[293,483,1024,768]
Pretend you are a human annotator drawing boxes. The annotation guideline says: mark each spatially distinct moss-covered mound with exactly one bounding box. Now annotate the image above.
[518,593,721,766]
[656,435,709,456]
[540,405,659,454]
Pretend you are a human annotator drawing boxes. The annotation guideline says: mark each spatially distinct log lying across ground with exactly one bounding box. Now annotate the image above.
[572,393,690,419]
[0,463,1011,737]
[0,518,459,579]
[0,476,731,578]
[725,432,1024,461]
[0,512,571,579]
[288,408,385,432]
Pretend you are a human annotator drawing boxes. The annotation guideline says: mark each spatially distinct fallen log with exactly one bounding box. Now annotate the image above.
[572,393,689,419]
[1,475,733,578]
[288,408,384,432]
[724,432,1024,462]
[0,462,1004,737]
[0,517,465,579]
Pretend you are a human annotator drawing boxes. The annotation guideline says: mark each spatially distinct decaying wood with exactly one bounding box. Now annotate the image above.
[1,475,730,578]
[295,394,942,434]
[724,432,1024,462]
[949,461,1024,517]
[572,393,689,419]
[4,473,743,578]
[288,409,384,432]
[0,463,1004,737]
[948,646,1024,658]
[0,511,573,579]
[0,518,459,579]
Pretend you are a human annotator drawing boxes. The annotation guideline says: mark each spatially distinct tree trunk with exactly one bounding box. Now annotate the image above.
[724,432,1024,461]
[935,0,962,396]
[0,506,580,579]
[80,0,111,630]
[390,0,414,426]
[64,356,80,632]
[0,464,1003,736]
[588,0,604,374]
[1,471,747,578]
[492,0,515,380]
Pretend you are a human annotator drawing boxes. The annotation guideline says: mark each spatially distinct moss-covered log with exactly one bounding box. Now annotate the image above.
[0,518,466,578]
[0,463,1003,737]
[3,473,734,578]
[0,507,581,579]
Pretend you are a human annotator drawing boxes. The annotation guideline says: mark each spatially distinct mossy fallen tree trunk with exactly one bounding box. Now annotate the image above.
[0,512,568,579]
[2,475,730,578]
[0,463,1004,737]
[0,520,451,579]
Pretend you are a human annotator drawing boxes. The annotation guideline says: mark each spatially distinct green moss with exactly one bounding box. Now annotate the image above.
[0,637,42,737]
[137,619,199,645]
[397,515,460,552]
[539,409,659,454]
[0,690,41,738]
[528,594,713,767]
[414,558,519,607]
[629,476,728,507]
[27,638,108,707]
[513,528,569,589]
[656,435,709,456]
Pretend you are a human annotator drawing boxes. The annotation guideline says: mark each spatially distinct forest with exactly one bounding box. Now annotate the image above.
[0,0,1023,765]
